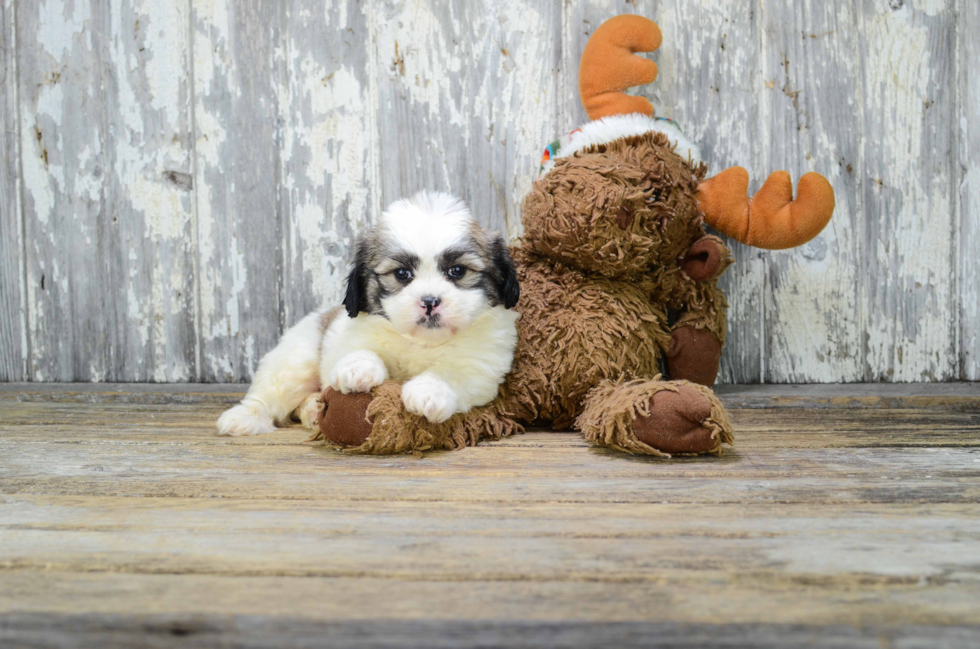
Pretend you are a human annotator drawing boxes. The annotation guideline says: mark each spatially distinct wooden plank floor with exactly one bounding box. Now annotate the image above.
[1,383,979,648]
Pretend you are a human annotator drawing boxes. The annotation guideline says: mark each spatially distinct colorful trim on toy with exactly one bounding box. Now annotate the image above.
[538,114,701,178]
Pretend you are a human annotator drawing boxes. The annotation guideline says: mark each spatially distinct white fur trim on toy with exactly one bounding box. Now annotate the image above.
[538,113,702,178]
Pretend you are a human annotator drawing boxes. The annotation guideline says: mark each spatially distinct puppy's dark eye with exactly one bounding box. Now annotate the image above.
[394,268,413,283]
[447,265,466,279]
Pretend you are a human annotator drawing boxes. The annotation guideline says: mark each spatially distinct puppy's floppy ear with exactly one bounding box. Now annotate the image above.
[489,234,520,309]
[342,241,369,318]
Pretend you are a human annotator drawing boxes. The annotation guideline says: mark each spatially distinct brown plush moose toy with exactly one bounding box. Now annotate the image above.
[312,14,835,456]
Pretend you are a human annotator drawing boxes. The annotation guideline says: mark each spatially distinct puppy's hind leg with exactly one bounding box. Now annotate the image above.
[217,307,342,436]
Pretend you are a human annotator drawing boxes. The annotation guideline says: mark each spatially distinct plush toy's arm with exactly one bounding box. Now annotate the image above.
[660,236,732,387]
[664,283,728,387]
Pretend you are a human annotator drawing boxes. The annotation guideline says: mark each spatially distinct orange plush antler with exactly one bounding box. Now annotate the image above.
[579,15,662,120]
[697,168,835,250]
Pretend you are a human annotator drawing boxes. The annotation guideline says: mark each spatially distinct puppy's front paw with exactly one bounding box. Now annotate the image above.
[328,350,388,394]
[217,404,276,436]
[402,375,457,424]
[296,392,323,430]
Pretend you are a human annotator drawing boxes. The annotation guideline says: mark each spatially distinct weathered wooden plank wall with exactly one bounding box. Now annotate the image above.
[960,0,979,380]
[0,0,975,383]
[0,0,25,381]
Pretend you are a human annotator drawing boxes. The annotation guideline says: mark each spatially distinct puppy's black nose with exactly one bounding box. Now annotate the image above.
[421,295,441,316]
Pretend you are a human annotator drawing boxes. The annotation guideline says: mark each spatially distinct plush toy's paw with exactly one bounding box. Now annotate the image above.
[632,385,722,454]
[217,404,277,436]
[315,387,375,446]
[328,350,388,394]
[666,327,721,387]
[312,381,517,455]
[402,374,457,424]
[578,378,733,456]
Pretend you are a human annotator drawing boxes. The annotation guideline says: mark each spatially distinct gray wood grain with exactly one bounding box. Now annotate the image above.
[0,0,25,381]
[192,0,283,381]
[657,0,768,384]
[2,0,977,382]
[2,615,976,649]
[372,0,562,236]
[959,0,979,381]
[2,387,980,642]
[102,0,197,381]
[275,0,375,327]
[16,0,114,381]
[761,0,864,383]
[859,0,957,381]
[16,0,197,382]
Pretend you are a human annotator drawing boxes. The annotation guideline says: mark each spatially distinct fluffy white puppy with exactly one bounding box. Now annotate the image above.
[217,191,520,436]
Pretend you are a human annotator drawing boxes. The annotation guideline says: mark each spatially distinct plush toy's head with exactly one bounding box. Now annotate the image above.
[522,129,707,279]
[524,13,835,272]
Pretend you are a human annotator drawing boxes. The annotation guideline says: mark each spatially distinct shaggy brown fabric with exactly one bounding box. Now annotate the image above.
[497,248,671,429]
[520,132,708,280]
[310,381,523,456]
[666,326,722,387]
[494,131,731,432]
[577,378,733,457]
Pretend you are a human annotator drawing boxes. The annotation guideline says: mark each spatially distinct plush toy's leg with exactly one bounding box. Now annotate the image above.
[666,237,731,388]
[310,381,522,455]
[577,378,733,456]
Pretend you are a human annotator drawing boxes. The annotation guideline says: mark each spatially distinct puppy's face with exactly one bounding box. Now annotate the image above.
[343,192,520,344]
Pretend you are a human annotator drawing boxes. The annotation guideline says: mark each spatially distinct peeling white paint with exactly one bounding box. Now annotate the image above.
[282,55,370,313]
[761,0,863,383]
[864,3,954,381]
[7,0,972,382]
[914,0,949,17]
[375,2,468,133]
[193,0,253,381]
[21,83,64,226]
[958,0,980,381]
[36,0,89,59]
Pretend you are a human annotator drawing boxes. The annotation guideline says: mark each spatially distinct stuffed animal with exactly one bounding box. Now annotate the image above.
[311,14,834,456]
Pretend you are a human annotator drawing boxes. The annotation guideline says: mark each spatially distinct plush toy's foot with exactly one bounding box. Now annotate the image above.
[309,381,522,455]
[665,326,721,387]
[313,387,375,446]
[577,378,733,457]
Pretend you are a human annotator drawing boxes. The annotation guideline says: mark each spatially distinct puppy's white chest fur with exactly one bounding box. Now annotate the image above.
[320,306,520,388]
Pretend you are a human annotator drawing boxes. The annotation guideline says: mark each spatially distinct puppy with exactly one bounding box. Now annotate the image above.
[217,191,520,436]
